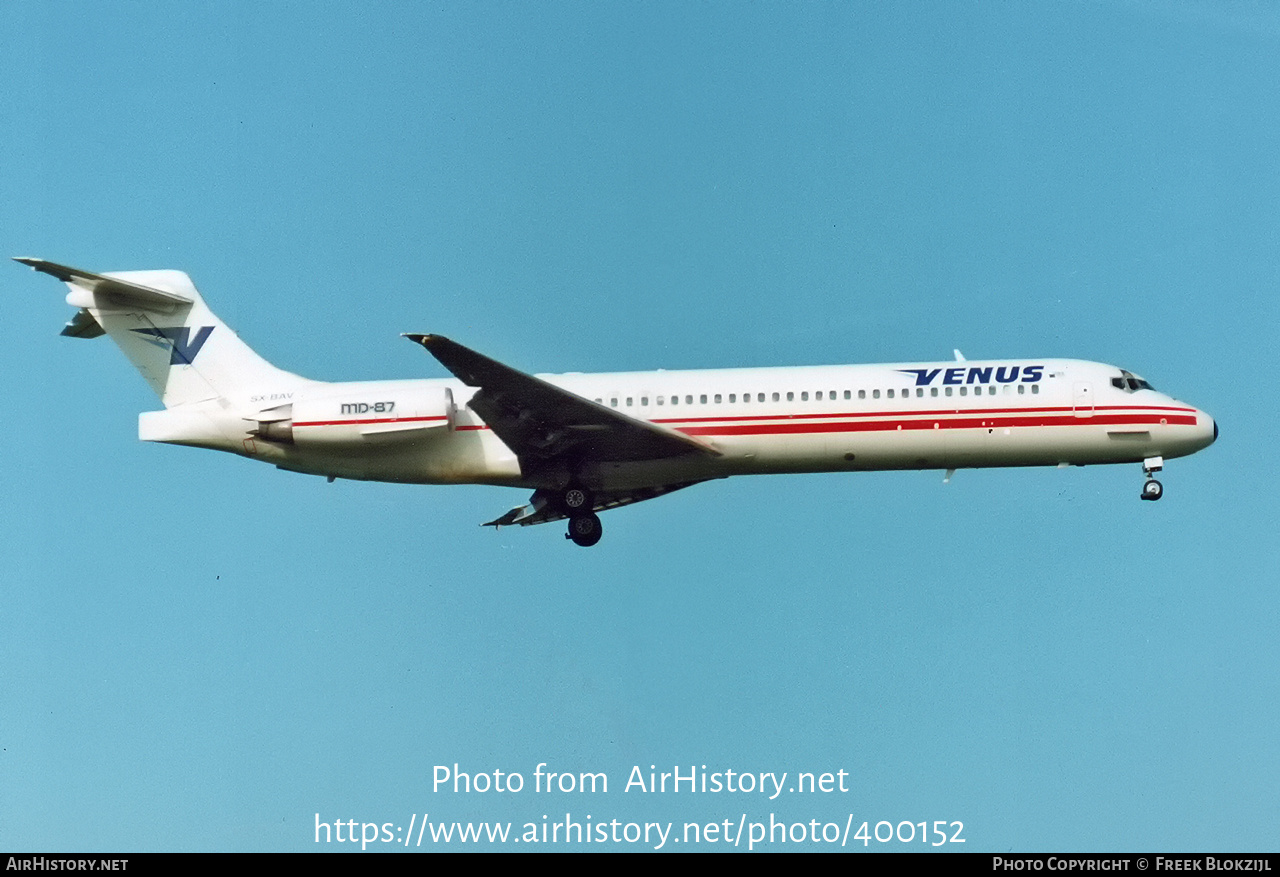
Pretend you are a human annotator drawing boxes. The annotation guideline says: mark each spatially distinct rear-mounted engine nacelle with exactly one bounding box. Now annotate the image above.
[249,386,455,446]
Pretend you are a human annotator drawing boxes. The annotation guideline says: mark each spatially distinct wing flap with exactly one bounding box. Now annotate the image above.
[484,482,704,528]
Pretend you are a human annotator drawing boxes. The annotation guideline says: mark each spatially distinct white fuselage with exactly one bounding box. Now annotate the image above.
[142,357,1216,493]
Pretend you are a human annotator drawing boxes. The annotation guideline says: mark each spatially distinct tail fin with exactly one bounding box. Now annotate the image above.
[17,258,306,407]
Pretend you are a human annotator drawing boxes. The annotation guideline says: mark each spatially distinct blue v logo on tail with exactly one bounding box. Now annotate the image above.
[132,326,214,365]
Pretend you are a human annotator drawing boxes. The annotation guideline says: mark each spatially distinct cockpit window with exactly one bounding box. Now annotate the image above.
[1111,370,1155,393]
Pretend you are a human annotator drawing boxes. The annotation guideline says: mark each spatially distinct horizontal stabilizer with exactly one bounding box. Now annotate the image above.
[15,257,193,310]
[60,308,106,339]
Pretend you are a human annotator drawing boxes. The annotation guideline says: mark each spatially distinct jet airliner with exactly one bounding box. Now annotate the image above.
[19,258,1217,546]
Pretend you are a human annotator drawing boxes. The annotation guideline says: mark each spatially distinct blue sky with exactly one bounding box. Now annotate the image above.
[1,1,1275,852]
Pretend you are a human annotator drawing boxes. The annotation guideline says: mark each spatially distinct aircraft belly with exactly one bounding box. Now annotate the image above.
[718,429,949,474]
[944,421,1180,468]
[946,424,1108,468]
[267,427,524,485]
[436,429,524,484]
[701,419,1188,474]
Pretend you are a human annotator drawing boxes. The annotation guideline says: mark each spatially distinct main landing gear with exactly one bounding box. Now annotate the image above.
[1140,456,1164,502]
[566,512,603,547]
[560,484,603,546]
[561,485,592,513]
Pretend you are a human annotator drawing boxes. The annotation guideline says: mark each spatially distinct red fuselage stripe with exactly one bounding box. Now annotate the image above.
[291,407,1199,436]
[651,403,1196,425]
[677,412,1196,437]
[294,415,449,428]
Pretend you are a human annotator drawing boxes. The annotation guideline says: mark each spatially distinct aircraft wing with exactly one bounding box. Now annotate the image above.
[404,334,719,466]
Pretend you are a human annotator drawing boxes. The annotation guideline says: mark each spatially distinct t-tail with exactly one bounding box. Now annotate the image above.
[16,258,307,408]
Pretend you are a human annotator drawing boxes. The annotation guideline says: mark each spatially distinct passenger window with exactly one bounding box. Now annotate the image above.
[686,395,693,405]
[844,390,851,400]
[931,387,938,397]
[815,391,823,400]
[787,392,794,401]
[700,394,707,404]
[626,397,633,406]
[858,390,866,400]
[1031,385,1040,394]
[714,394,722,404]
[1017,385,1025,395]
[772,392,780,402]
[610,398,618,407]
[945,387,953,397]
[873,389,880,399]
[916,388,923,398]
[640,397,648,406]
[728,394,736,403]
[959,387,967,396]
[801,391,809,401]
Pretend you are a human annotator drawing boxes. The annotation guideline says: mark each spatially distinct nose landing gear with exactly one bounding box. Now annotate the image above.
[1141,456,1164,501]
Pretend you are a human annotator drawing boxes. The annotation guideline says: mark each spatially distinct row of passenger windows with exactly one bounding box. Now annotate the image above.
[593,384,1040,408]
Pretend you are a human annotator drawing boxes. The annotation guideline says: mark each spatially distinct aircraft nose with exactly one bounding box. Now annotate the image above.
[1202,411,1218,447]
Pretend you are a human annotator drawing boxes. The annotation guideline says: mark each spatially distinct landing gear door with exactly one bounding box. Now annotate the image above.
[1073,382,1094,418]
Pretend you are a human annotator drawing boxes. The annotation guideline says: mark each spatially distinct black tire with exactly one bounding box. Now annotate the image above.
[1141,479,1163,501]
[562,486,593,513]
[567,513,603,547]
